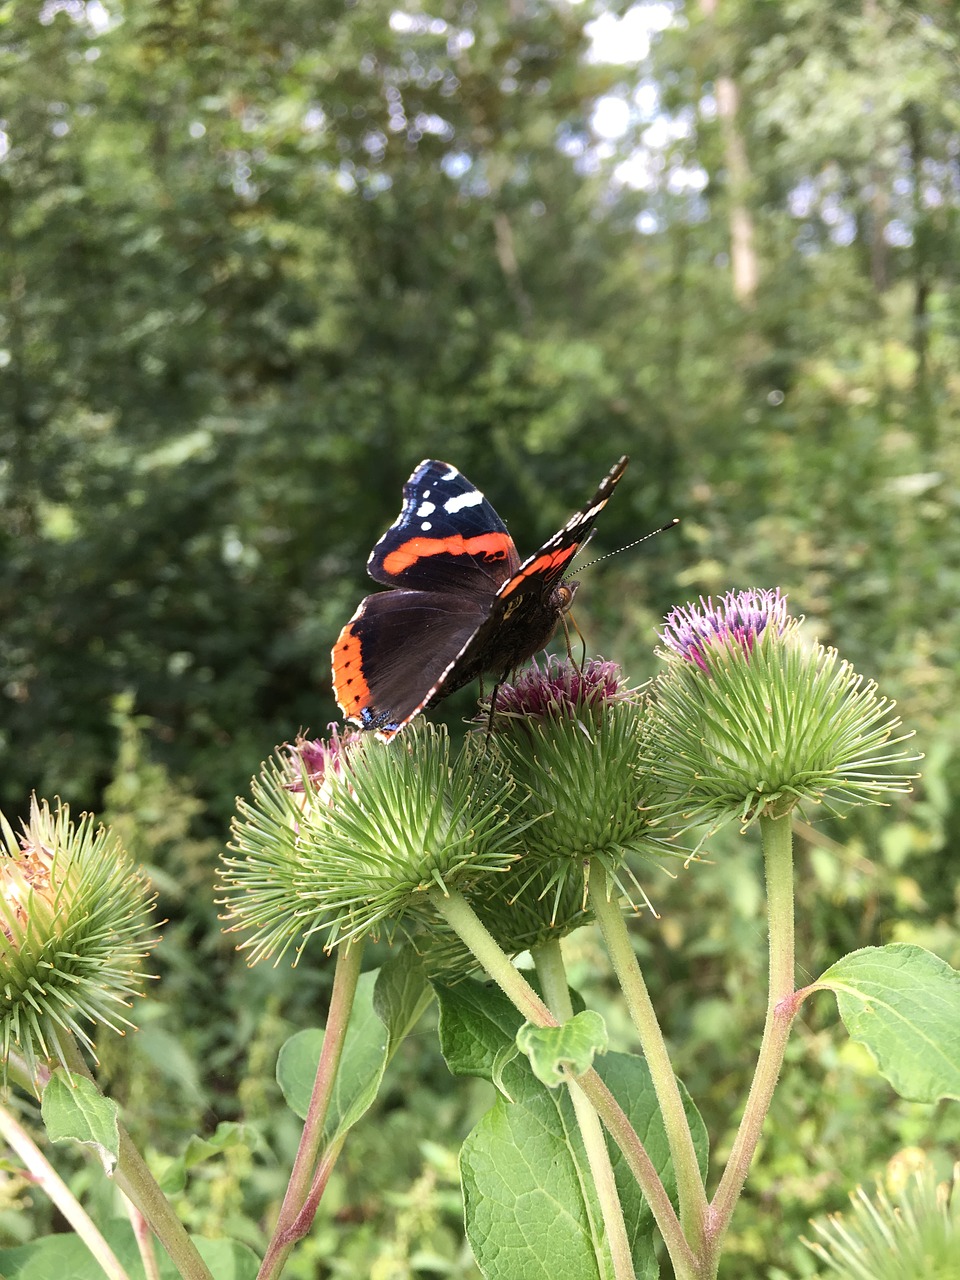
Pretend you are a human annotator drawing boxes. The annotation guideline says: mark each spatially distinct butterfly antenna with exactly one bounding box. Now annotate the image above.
[567,518,680,577]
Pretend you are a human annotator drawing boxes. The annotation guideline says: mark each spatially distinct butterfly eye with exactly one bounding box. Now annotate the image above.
[556,583,578,613]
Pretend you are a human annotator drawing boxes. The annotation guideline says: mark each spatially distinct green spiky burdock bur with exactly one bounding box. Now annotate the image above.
[642,588,918,831]
[219,721,522,963]
[0,797,159,1086]
[479,656,688,908]
[219,656,685,983]
[806,1159,960,1280]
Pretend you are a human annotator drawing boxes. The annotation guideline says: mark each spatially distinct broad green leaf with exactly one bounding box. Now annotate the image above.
[818,943,960,1102]
[598,1052,708,1222]
[434,977,541,1079]
[440,979,707,1277]
[373,947,432,1049]
[0,1223,258,1279]
[278,957,431,1135]
[461,1055,668,1280]
[517,1010,609,1086]
[434,976,588,1082]
[277,970,387,1138]
[41,1072,120,1175]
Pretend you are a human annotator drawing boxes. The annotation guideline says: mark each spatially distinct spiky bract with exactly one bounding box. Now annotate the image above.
[220,723,520,962]
[484,659,684,919]
[0,798,158,1085]
[646,591,918,831]
[805,1161,960,1280]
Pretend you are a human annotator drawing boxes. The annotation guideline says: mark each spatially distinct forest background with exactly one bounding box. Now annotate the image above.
[3,0,960,1275]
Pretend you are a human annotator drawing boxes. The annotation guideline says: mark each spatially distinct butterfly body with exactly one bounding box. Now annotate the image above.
[332,455,628,741]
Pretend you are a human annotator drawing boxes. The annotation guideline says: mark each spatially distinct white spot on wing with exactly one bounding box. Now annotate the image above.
[421,520,432,530]
[440,466,460,481]
[574,501,603,525]
[417,500,436,517]
[444,490,484,514]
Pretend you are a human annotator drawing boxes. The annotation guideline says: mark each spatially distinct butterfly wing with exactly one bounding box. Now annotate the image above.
[498,454,630,607]
[333,459,520,737]
[439,454,630,683]
[332,589,488,740]
[367,459,521,596]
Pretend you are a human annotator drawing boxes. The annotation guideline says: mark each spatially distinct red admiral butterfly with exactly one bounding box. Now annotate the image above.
[332,455,629,742]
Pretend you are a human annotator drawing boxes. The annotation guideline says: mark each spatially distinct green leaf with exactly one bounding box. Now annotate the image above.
[517,1011,609,1086]
[41,1071,120,1175]
[373,946,432,1049]
[158,1121,247,1195]
[0,1223,258,1279]
[461,1055,668,1280]
[435,976,534,1079]
[440,979,707,1278]
[818,943,960,1102]
[598,1052,708,1226]
[491,1041,521,1100]
[277,994,384,1137]
[434,976,586,1081]
[181,1121,245,1171]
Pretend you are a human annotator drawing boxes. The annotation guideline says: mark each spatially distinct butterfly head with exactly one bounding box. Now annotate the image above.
[553,581,579,615]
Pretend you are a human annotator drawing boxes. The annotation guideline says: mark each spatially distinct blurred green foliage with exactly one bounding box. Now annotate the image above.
[2,0,959,1274]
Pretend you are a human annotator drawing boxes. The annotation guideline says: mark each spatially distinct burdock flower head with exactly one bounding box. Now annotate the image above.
[219,722,520,964]
[284,725,361,814]
[489,656,631,722]
[481,656,684,916]
[644,588,918,830]
[659,588,790,671]
[0,798,158,1086]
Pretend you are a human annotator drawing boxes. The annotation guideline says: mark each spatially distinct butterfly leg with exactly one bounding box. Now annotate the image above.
[560,611,588,670]
[485,678,503,738]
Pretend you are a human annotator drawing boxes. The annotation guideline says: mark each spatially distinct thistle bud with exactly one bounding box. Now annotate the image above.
[0,798,158,1085]
[488,656,631,722]
[479,658,684,923]
[283,725,361,815]
[220,723,519,962]
[644,589,918,830]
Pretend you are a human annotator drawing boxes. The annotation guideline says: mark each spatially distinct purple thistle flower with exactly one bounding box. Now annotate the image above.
[659,589,791,672]
[284,724,360,798]
[486,656,632,721]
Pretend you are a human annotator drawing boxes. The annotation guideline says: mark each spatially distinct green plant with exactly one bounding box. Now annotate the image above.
[3,591,954,1280]
[805,1156,960,1280]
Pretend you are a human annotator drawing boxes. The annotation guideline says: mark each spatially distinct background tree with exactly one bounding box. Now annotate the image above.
[2,2,959,1274]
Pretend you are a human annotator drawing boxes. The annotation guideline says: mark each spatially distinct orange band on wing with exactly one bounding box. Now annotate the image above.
[332,623,371,717]
[498,545,577,597]
[382,532,513,575]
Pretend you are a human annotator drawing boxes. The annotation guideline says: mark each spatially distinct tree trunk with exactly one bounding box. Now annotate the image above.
[700,0,758,306]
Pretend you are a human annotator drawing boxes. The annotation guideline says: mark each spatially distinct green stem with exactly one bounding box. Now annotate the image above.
[0,1100,132,1280]
[533,939,635,1280]
[706,813,799,1270]
[588,860,708,1251]
[428,885,698,1280]
[428,885,553,1024]
[55,1034,215,1280]
[258,938,365,1280]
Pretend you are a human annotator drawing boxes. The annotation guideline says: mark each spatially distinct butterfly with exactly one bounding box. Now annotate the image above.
[331,455,628,742]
